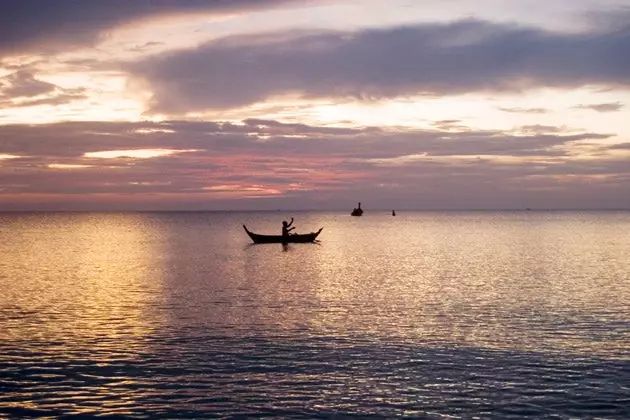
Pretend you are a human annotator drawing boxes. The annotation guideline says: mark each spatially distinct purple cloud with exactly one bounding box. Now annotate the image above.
[573,102,624,112]
[0,71,56,97]
[1,119,626,210]
[0,0,305,56]
[0,71,88,108]
[127,19,630,113]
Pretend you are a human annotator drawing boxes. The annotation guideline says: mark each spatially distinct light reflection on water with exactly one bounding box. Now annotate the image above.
[1,211,629,418]
[2,213,167,344]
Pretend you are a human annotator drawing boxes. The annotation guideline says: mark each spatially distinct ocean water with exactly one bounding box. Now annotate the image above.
[1,211,629,419]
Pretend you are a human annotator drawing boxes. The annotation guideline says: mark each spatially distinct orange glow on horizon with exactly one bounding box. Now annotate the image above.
[47,163,93,169]
[0,154,22,160]
[84,149,197,159]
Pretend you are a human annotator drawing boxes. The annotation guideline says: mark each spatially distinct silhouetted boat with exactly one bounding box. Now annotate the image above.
[243,225,323,244]
[351,202,364,216]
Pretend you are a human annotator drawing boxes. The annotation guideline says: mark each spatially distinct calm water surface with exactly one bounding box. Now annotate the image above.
[1,211,629,418]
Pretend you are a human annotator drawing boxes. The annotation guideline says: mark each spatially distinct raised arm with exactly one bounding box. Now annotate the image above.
[287,217,294,227]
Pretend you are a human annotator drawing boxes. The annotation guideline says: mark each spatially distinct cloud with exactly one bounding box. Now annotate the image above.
[573,102,625,112]
[582,7,630,33]
[0,71,88,108]
[0,71,56,97]
[0,119,610,163]
[498,107,548,114]
[1,118,626,211]
[0,0,305,57]
[430,120,471,131]
[130,41,166,52]
[127,19,630,113]
[609,143,630,150]
[518,125,569,134]
[0,91,88,109]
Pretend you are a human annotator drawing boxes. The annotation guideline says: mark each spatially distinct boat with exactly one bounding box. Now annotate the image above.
[243,225,323,244]
[351,202,364,216]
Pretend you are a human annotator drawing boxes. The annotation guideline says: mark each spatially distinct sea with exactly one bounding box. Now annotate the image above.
[1,210,629,419]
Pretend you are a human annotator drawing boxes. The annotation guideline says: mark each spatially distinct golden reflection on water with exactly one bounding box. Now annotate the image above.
[1,211,629,360]
[0,213,173,415]
[0,213,167,345]
[1,211,629,417]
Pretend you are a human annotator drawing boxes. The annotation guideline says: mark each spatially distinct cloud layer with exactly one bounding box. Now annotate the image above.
[1,2,629,210]
[0,71,87,108]
[0,0,305,56]
[1,119,627,210]
[127,19,630,113]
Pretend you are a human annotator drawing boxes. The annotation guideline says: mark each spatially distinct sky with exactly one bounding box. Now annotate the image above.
[0,0,629,211]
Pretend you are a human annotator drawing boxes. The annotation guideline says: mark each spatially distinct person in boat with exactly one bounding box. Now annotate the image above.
[351,202,363,216]
[282,217,295,238]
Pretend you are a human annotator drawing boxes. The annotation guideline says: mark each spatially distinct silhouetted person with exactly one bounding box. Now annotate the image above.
[282,217,295,237]
[392,210,396,216]
[351,202,363,216]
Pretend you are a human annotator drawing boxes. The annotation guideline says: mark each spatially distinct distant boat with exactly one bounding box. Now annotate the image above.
[243,225,323,244]
[351,202,364,217]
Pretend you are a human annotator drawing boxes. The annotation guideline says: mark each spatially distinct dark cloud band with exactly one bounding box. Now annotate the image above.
[126,19,630,112]
[0,0,303,56]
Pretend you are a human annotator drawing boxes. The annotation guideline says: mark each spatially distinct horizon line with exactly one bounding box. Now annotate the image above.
[1,208,629,213]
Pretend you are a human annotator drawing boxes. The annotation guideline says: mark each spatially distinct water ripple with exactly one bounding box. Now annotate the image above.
[2,334,630,418]
[2,211,630,418]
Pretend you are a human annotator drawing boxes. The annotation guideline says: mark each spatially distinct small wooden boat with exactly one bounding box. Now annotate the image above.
[243,225,323,244]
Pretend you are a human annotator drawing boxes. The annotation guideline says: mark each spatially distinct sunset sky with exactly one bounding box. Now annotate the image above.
[1,0,629,210]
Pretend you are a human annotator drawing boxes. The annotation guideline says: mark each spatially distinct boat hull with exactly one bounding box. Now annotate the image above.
[243,225,323,244]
